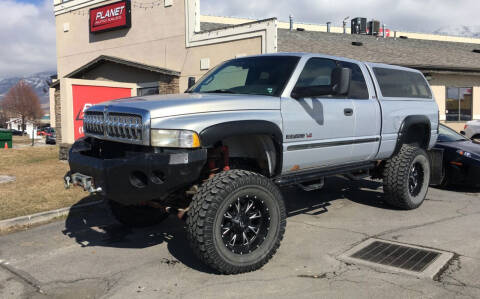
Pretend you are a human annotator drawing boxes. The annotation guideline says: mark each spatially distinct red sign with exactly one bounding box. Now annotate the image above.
[72,85,132,140]
[89,0,131,33]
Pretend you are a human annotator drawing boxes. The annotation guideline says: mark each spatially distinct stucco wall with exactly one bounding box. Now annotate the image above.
[55,0,264,92]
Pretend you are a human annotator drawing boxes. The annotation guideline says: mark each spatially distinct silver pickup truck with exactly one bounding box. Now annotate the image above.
[65,53,440,274]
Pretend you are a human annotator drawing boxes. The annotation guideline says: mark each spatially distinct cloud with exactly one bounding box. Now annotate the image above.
[0,0,56,79]
[201,0,480,33]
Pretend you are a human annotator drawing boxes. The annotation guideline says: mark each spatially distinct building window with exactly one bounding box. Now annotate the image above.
[138,87,159,96]
[446,87,473,121]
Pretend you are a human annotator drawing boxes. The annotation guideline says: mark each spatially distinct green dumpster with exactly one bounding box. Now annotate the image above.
[0,130,12,149]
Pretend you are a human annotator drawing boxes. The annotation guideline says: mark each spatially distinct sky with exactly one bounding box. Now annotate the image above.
[1,0,480,79]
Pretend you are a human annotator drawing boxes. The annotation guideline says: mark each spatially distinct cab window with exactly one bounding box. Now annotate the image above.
[338,61,369,99]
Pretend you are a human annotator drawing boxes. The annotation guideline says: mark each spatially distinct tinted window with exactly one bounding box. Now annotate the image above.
[338,61,369,99]
[190,56,300,97]
[373,68,432,99]
[295,58,337,89]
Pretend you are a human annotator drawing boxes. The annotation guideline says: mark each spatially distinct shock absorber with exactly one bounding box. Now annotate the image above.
[207,145,231,177]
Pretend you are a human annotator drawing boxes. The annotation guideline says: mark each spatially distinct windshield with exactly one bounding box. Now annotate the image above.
[188,56,300,97]
[437,124,469,142]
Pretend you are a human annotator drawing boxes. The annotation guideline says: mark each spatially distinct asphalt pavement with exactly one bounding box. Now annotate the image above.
[1,177,479,299]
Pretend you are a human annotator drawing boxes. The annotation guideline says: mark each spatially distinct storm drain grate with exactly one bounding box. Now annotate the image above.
[350,241,440,272]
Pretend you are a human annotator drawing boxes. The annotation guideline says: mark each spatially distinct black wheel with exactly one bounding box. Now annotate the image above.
[108,200,169,228]
[383,144,431,210]
[186,170,286,274]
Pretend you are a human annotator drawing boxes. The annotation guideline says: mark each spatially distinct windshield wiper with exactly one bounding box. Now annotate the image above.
[203,89,236,94]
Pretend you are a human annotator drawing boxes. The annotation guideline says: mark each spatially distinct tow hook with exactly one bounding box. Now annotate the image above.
[64,175,71,189]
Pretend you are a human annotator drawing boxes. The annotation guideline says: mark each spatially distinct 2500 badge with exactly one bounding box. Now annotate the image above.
[286,133,313,140]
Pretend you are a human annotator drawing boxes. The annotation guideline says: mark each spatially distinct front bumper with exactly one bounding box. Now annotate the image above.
[66,138,207,205]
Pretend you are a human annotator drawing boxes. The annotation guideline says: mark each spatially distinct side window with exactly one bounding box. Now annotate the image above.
[373,67,432,99]
[295,58,337,89]
[338,61,369,99]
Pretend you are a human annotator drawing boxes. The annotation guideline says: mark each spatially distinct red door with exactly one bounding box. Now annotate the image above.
[72,85,132,140]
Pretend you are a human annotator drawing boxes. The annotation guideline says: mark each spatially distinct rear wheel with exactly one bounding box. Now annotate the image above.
[186,170,286,274]
[108,200,169,228]
[383,144,431,210]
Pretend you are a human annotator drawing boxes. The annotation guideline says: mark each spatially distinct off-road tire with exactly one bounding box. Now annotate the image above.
[186,170,286,274]
[108,200,169,228]
[383,144,431,210]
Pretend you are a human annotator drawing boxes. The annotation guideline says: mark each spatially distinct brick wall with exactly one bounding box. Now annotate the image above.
[159,76,180,94]
[54,89,62,144]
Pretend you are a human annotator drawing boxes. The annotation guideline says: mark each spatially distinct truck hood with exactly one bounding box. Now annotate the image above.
[101,93,280,119]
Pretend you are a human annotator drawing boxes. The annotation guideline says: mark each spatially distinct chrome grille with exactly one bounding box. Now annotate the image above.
[84,111,144,142]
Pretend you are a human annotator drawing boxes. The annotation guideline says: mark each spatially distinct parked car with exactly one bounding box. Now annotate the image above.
[434,124,480,187]
[462,120,480,142]
[10,129,27,136]
[46,131,56,144]
[65,53,440,274]
[38,127,54,136]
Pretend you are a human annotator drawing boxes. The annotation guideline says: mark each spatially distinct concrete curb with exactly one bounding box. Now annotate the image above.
[0,200,104,232]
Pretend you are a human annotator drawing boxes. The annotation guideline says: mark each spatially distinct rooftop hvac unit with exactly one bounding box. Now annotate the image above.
[368,20,381,36]
[351,17,367,34]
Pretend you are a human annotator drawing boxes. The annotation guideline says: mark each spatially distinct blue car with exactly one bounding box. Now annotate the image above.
[434,124,480,187]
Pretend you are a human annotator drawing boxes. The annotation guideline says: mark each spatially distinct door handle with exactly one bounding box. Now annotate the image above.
[344,108,354,116]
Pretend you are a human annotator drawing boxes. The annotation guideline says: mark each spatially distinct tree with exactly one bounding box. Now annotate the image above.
[0,109,8,128]
[1,80,43,133]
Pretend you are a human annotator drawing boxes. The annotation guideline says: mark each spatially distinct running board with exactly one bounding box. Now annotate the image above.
[274,162,376,187]
[296,178,325,191]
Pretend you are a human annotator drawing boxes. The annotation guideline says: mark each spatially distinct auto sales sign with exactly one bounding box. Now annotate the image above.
[89,0,131,33]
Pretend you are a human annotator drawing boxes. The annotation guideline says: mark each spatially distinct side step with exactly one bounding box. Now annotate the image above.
[274,162,375,187]
[296,178,325,191]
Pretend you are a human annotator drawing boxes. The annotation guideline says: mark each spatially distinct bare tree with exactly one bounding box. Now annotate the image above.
[1,80,43,134]
[0,109,8,128]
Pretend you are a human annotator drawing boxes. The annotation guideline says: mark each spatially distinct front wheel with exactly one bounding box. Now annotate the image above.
[186,170,286,274]
[383,144,431,210]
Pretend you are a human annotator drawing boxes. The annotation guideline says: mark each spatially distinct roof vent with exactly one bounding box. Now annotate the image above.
[296,28,305,32]
[473,49,480,54]
[352,41,363,46]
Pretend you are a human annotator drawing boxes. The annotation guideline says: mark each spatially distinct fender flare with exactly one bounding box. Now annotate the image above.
[394,115,431,154]
[199,120,283,147]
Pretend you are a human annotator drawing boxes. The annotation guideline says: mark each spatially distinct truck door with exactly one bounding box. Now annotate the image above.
[337,61,381,161]
[281,57,356,173]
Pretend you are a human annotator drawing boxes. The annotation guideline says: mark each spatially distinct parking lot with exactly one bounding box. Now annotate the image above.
[0,177,479,299]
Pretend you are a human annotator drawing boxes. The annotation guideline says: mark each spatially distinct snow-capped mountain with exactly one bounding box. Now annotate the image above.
[0,71,56,110]
[433,25,480,38]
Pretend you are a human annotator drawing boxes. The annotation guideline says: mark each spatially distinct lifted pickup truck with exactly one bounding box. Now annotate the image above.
[65,53,440,274]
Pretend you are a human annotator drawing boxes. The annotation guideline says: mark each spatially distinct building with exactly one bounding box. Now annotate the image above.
[51,0,480,156]
[6,118,39,138]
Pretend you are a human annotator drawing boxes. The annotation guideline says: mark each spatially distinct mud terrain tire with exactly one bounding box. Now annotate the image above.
[383,144,431,210]
[186,170,286,274]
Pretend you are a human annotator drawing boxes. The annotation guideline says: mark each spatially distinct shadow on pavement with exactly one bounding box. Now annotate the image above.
[62,176,392,274]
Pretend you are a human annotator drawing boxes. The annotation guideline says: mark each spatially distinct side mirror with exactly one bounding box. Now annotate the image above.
[331,67,351,96]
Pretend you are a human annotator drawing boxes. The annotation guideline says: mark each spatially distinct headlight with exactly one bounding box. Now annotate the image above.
[457,150,479,159]
[150,129,201,148]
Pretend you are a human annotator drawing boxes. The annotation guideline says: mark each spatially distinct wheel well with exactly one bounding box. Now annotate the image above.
[206,134,281,178]
[472,134,480,140]
[403,123,430,149]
